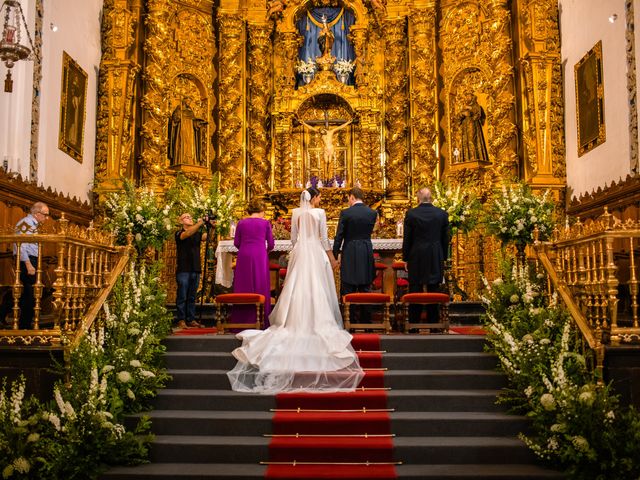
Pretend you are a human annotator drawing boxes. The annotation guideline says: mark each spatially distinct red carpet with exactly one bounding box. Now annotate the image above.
[449,326,486,335]
[265,334,398,479]
[172,327,218,335]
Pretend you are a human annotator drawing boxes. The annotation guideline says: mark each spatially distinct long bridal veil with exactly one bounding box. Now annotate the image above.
[227,190,364,394]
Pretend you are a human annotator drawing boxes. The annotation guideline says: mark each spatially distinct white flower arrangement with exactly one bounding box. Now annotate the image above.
[484,182,555,246]
[432,181,481,236]
[333,58,355,76]
[296,58,317,75]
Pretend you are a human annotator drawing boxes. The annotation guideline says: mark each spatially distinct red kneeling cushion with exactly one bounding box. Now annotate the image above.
[396,278,409,287]
[215,293,265,304]
[279,268,287,278]
[269,263,280,270]
[392,261,406,270]
[374,262,387,270]
[401,292,449,304]
[343,293,391,304]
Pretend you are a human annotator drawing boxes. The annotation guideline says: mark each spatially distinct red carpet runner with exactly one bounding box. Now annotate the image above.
[265,334,398,479]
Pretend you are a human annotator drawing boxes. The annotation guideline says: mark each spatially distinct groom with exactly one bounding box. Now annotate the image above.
[333,187,378,321]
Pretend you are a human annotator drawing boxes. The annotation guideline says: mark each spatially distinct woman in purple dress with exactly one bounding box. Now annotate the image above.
[232,198,275,327]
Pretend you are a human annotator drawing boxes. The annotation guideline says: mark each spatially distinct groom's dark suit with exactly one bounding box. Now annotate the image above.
[402,202,449,323]
[333,202,378,296]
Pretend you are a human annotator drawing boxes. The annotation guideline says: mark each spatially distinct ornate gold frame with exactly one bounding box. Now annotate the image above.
[574,41,606,157]
[58,51,88,163]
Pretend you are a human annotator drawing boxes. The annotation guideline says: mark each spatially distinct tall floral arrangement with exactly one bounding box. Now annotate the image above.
[272,217,291,240]
[484,182,555,246]
[167,173,238,237]
[482,261,640,479]
[431,181,481,236]
[102,180,174,251]
[0,258,172,479]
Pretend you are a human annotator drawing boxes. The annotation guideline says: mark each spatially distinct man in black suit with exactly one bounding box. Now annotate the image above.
[402,187,449,324]
[333,187,378,321]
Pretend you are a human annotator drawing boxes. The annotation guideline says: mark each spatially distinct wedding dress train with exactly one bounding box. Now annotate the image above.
[227,192,364,394]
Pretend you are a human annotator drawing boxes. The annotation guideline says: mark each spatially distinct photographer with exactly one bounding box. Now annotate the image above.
[175,212,213,328]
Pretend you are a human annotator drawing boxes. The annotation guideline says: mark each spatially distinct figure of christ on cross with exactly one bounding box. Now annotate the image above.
[300,116,353,181]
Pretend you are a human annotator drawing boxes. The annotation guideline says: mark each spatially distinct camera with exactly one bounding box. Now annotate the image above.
[203,210,217,224]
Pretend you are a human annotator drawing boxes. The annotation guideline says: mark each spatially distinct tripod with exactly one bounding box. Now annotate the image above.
[198,220,217,324]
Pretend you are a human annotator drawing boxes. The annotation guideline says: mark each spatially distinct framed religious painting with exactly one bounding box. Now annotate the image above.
[574,41,606,157]
[58,51,88,162]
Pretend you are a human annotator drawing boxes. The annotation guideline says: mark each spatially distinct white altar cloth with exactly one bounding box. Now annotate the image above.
[215,238,403,288]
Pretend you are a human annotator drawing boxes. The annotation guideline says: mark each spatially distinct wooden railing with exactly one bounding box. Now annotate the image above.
[0,215,132,347]
[534,208,640,379]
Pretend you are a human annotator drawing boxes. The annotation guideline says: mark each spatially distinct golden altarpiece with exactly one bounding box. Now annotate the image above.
[94,0,566,298]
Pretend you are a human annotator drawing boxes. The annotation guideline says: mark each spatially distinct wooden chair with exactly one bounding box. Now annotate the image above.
[342,292,392,334]
[391,261,409,302]
[214,293,264,334]
[399,292,450,333]
[371,261,387,293]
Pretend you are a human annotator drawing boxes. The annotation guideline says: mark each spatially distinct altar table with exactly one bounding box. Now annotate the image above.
[215,238,403,290]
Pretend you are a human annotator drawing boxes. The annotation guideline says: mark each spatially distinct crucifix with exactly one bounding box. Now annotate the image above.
[300,110,352,181]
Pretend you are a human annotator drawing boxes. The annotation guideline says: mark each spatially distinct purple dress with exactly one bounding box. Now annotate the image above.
[232,217,275,328]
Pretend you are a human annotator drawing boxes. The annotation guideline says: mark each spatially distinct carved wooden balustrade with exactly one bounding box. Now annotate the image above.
[534,208,640,380]
[0,215,132,347]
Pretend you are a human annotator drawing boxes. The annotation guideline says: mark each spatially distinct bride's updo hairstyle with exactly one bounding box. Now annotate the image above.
[306,187,320,200]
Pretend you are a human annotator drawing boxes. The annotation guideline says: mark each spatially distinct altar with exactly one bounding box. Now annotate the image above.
[215,238,403,294]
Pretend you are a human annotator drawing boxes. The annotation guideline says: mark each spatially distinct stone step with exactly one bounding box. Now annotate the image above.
[144,435,537,465]
[102,462,562,479]
[165,368,508,390]
[163,334,488,354]
[130,410,528,437]
[164,351,499,371]
[152,388,505,412]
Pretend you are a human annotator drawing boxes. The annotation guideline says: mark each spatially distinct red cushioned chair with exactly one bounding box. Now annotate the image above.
[342,293,392,334]
[371,262,387,293]
[269,263,282,297]
[392,261,409,302]
[214,293,264,334]
[399,292,450,334]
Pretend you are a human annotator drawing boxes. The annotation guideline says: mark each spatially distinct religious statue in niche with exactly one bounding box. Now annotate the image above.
[295,7,356,86]
[318,15,335,61]
[456,93,489,164]
[168,97,207,166]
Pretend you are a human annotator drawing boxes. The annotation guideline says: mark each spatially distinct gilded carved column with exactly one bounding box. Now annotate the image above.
[383,17,409,199]
[140,0,174,189]
[356,110,382,189]
[349,25,369,91]
[274,113,294,190]
[275,31,300,93]
[247,23,273,197]
[95,0,141,195]
[486,0,518,181]
[409,3,438,191]
[217,12,245,192]
[517,0,566,186]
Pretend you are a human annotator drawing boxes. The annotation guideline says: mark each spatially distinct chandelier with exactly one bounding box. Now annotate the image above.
[0,0,35,93]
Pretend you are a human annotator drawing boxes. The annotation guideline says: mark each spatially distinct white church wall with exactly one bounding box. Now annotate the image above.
[37,0,102,202]
[560,0,633,199]
[0,0,35,178]
[0,0,101,203]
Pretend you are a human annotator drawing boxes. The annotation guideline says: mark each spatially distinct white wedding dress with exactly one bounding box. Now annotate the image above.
[227,192,364,394]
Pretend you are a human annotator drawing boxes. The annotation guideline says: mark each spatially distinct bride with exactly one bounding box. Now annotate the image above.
[227,187,364,393]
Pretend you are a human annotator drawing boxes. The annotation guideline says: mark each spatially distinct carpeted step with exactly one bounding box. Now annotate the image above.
[163,351,499,371]
[165,368,507,390]
[380,335,487,353]
[153,388,505,412]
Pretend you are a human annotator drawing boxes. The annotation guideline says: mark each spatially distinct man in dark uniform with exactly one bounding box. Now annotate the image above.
[402,187,449,324]
[333,187,378,321]
[175,212,207,328]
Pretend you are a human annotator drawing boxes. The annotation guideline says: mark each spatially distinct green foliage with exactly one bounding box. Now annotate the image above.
[484,182,555,246]
[482,260,640,480]
[0,257,171,479]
